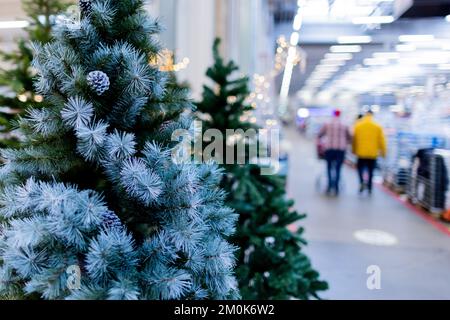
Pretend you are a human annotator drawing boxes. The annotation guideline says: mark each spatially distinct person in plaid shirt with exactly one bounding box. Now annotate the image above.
[318,109,352,196]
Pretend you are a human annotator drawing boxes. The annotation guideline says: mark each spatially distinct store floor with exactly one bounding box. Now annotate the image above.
[285,127,450,299]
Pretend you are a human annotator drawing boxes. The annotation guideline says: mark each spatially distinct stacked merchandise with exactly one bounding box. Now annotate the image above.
[383,131,448,193]
[409,149,450,216]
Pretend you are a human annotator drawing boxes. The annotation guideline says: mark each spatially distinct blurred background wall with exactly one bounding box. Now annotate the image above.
[146,0,275,99]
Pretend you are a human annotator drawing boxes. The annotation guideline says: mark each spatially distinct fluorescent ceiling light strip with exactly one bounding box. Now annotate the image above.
[324,53,353,60]
[322,58,351,63]
[337,36,372,44]
[315,66,340,72]
[398,34,435,42]
[307,79,325,83]
[311,70,335,75]
[293,13,303,31]
[438,64,450,70]
[313,72,338,77]
[352,15,394,25]
[0,20,30,29]
[288,46,297,56]
[330,45,361,53]
[313,67,338,72]
[311,74,335,79]
[279,59,294,103]
[396,44,416,52]
[320,60,346,66]
[364,58,388,66]
[290,32,300,46]
[399,57,450,65]
[373,52,400,59]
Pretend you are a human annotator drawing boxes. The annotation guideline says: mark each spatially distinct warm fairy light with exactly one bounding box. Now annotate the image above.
[18,94,27,102]
[227,96,237,104]
[34,95,43,103]
[273,35,305,77]
[150,49,190,72]
[265,119,278,127]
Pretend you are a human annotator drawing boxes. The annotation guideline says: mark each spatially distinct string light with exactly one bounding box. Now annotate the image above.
[227,96,237,104]
[150,49,190,72]
[245,19,307,129]
[17,94,27,102]
[34,95,43,103]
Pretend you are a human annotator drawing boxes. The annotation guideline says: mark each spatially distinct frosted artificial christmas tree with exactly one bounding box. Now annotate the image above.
[196,39,328,299]
[0,0,238,300]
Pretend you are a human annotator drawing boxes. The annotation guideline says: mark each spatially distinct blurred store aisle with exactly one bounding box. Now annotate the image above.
[286,127,450,300]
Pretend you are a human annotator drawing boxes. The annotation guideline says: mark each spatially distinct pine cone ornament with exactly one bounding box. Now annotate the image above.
[79,0,92,16]
[87,71,110,95]
[101,210,123,230]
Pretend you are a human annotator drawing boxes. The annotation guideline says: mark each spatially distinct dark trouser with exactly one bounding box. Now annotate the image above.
[325,149,345,193]
[357,158,376,191]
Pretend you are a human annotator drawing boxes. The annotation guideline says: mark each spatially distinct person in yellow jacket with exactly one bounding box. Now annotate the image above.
[352,110,387,194]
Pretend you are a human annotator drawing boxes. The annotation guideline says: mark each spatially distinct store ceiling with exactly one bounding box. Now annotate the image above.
[274,0,450,105]
[270,0,450,21]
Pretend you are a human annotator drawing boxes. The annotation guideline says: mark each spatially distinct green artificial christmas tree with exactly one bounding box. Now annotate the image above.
[0,0,71,148]
[0,1,238,300]
[196,39,328,300]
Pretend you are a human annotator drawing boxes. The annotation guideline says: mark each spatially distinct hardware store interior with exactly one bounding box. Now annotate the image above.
[0,0,449,300]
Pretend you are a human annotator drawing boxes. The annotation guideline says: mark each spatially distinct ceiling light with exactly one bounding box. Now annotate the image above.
[309,76,330,81]
[398,34,435,42]
[330,45,362,53]
[320,59,346,66]
[297,108,310,118]
[446,15,450,22]
[314,71,339,77]
[315,66,340,72]
[364,58,389,66]
[325,53,353,60]
[396,44,416,52]
[373,52,400,59]
[352,16,394,25]
[398,56,449,65]
[438,64,450,70]
[0,20,30,29]
[287,47,297,57]
[337,36,372,44]
[290,32,300,46]
[313,67,339,72]
[311,72,337,78]
[293,13,303,31]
